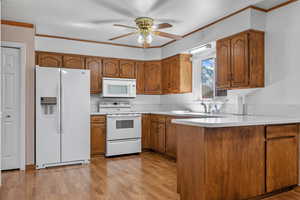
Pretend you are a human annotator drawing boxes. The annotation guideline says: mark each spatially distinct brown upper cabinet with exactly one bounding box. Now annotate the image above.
[102,58,120,78]
[144,61,162,94]
[119,60,136,78]
[63,55,85,69]
[162,54,192,94]
[216,30,264,89]
[86,57,102,94]
[135,61,145,94]
[36,52,63,68]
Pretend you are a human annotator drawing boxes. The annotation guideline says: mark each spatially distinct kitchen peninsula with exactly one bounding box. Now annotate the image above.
[173,115,300,200]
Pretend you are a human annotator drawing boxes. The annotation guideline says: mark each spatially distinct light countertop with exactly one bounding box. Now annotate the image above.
[172,115,300,128]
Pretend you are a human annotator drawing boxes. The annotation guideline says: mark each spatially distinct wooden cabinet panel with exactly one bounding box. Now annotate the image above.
[63,55,85,69]
[166,117,177,158]
[216,38,231,89]
[119,60,136,78]
[217,30,264,90]
[161,54,192,94]
[144,61,162,94]
[169,57,180,93]
[37,52,63,67]
[102,59,119,78]
[266,125,299,192]
[142,114,151,149]
[150,115,166,153]
[249,31,265,88]
[91,116,106,156]
[86,57,102,94]
[135,61,144,94]
[162,59,171,94]
[205,126,265,200]
[231,33,249,88]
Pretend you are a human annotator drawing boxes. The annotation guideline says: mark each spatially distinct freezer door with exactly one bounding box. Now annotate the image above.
[36,67,61,166]
[61,69,90,162]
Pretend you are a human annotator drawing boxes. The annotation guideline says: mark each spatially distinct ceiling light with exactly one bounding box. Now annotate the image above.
[190,44,212,54]
[138,34,144,44]
[146,34,153,43]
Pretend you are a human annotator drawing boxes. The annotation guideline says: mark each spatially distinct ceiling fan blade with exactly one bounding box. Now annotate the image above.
[143,42,150,48]
[114,24,138,30]
[154,23,173,29]
[109,32,138,41]
[153,31,183,40]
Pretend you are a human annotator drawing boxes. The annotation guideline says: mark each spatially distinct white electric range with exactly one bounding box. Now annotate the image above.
[99,101,141,157]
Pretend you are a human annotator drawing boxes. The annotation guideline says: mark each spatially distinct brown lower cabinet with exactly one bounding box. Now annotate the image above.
[266,124,299,192]
[165,117,177,158]
[142,114,151,149]
[90,115,106,156]
[150,115,166,153]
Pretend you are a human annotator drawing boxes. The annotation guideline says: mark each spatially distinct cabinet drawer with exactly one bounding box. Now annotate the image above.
[91,115,106,123]
[151,115,166,123]
[266,124,298,139]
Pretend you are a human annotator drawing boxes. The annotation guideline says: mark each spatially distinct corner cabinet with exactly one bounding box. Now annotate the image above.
[162,54,192,94]
[144,61,162,94]
[216,30,264,89]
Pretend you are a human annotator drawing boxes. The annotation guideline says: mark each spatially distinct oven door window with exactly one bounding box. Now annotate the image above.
[116,120,134,129]
[108,85,128,95]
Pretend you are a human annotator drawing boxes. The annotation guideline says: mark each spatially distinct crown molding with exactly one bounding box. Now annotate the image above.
[266,0,298,12]
[1,20,34,28]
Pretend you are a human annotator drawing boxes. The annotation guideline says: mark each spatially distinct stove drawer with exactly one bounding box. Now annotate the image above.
[106,139,141,157]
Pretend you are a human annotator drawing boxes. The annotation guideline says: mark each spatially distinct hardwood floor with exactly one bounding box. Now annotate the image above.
[0,152,179,200]
[0,152,299,200]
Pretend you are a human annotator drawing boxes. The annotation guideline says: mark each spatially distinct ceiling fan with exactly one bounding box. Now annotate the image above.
[109,17,183,48]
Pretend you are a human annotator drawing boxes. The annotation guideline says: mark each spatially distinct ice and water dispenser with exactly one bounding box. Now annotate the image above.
[40,97,57,115]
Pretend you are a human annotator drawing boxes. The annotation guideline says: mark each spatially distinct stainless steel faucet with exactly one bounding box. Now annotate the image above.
[201,102,208,113]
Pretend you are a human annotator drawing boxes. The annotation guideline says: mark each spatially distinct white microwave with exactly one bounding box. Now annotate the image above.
[102,78,136,98]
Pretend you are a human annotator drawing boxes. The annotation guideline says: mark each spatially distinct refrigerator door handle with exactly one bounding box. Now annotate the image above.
[57,84,61,134]
[60,81,63,134]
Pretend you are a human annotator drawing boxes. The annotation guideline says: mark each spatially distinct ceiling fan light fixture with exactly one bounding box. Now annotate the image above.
[146,34,153,44]
[138,34,145,44]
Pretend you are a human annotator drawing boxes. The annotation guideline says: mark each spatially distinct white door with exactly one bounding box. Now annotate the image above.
[61,69,90,162]
[1,47,20,170]
[36,67,61,167]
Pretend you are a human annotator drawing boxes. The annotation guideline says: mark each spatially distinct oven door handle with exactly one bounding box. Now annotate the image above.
[107,114,141,118]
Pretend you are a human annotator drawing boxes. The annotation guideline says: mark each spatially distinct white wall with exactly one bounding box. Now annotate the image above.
[35,36,146,60]
[241,1,300,117]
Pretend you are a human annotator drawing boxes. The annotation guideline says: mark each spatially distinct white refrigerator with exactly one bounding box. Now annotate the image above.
[36,67,90,169]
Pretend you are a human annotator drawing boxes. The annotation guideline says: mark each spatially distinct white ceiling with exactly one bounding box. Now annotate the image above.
[1,0,288,47]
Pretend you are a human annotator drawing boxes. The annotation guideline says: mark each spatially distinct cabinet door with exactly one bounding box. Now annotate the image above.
[37,52,63,67]
[91,117,106,155]
[157,122,166,153]
[231,33,249,88]
[135,61,144,94]
[266,125,299,192]
[142,114,151,149]
[102,59,119,78]
[119,60,136,78]
[162,59,171,94]
[166,117,177,158]
[62,55,85,69]
[86,57,102,94]
[216,38,231,89]
[150,121,158,151]
[144,61,162,94]
[169,57,180,93]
